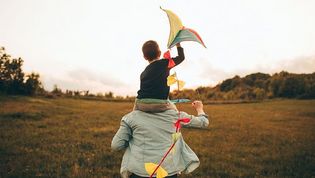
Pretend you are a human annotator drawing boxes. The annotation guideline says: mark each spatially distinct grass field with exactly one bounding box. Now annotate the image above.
[0,96,314,178]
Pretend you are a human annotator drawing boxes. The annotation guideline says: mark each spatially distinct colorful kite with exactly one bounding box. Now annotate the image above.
[161,7,206,49]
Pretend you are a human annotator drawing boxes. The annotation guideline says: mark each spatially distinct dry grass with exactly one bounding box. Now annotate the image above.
[0,96,314,177]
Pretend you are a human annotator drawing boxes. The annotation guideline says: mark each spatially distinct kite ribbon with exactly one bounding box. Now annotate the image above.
[174,118,190,132]
[163,50,175,69]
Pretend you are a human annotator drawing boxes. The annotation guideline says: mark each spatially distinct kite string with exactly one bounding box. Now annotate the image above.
[174,70,180,103]
[195,87,202,101]
[149,116,182,177]
[149,68,183,178]
[149,142,176,178]
[149,116,187,177]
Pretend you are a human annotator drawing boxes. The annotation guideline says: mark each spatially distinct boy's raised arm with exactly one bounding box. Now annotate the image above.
[172,43,185,66]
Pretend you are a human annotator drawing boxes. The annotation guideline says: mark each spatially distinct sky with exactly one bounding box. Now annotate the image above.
[1,0,315,96]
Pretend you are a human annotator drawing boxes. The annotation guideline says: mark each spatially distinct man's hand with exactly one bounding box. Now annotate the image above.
[192,100,206,115]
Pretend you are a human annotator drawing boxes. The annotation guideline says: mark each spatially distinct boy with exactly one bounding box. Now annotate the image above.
[134,40,184,112]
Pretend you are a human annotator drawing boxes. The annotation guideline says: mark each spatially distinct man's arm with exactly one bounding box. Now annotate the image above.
[172,43,185,66]
[181,101,209,128]
[111,119,132,151]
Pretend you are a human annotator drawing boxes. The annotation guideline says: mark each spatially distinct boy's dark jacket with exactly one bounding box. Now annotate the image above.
[137,47,185,99]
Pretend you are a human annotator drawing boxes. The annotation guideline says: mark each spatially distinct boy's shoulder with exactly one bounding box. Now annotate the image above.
[147,58,168,66]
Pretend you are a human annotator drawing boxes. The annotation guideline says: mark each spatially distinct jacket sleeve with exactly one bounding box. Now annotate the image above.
[111,118,132,151]
[172,47,185,66]
[180,112,209,128]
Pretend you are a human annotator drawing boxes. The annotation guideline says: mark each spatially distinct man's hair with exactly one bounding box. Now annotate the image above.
[142,40,161,61]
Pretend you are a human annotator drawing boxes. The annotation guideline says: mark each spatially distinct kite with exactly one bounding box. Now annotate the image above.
[161,7,206,49]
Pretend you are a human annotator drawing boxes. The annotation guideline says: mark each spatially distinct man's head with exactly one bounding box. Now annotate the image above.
[142,40,161,62]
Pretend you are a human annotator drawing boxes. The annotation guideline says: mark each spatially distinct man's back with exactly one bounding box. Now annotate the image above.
[111,108,209,177]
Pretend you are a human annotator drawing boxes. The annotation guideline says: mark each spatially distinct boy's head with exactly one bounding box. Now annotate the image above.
[142,40,161,62]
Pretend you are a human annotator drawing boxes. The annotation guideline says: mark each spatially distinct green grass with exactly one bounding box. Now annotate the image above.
[0,97,314,177]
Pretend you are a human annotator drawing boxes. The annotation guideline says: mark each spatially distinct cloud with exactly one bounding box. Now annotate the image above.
[248,55,315,75]
[67,68,125,87]
[278,56,315,74]
[41,68,135,96]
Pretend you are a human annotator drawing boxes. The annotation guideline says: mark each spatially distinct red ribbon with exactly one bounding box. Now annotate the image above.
[174,118,190,131]
[163,50,175,69]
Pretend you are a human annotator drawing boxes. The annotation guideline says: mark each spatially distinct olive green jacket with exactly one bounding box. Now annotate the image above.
[111,100,209,177]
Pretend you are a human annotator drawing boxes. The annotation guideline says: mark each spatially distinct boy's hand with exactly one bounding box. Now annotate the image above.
[192,100,205,115]
[176,43,181,47]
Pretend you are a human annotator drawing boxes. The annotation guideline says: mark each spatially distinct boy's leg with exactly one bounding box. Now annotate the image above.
[133,99,178,112]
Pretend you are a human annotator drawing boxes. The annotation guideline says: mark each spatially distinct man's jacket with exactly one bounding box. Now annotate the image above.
[111,106,209,177]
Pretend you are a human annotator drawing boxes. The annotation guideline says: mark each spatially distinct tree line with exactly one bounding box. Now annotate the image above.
[0,46,131,101]
[1,46,314,101]
[0,47,44,96]
[170,71,315,101]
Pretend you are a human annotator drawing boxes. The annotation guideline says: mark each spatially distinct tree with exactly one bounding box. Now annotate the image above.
[7,57,25,94]
[269,74,282,97]
[244,73,270,88]
[0,47,6,93]
[302,73,315,98]
[105,91,114,99]
[253,88,266,100]
[52,85,62,96]
[0,48,25,94]
[220,75,241,92]
[24,72,43,95]
[279,75,305,98]
[0,47,43,95]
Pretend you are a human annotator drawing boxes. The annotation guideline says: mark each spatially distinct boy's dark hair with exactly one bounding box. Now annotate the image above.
[142,40,161,61]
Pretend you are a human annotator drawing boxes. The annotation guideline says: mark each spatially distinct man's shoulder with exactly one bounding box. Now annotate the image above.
[122,110,145,121]
[122,110,139,119]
